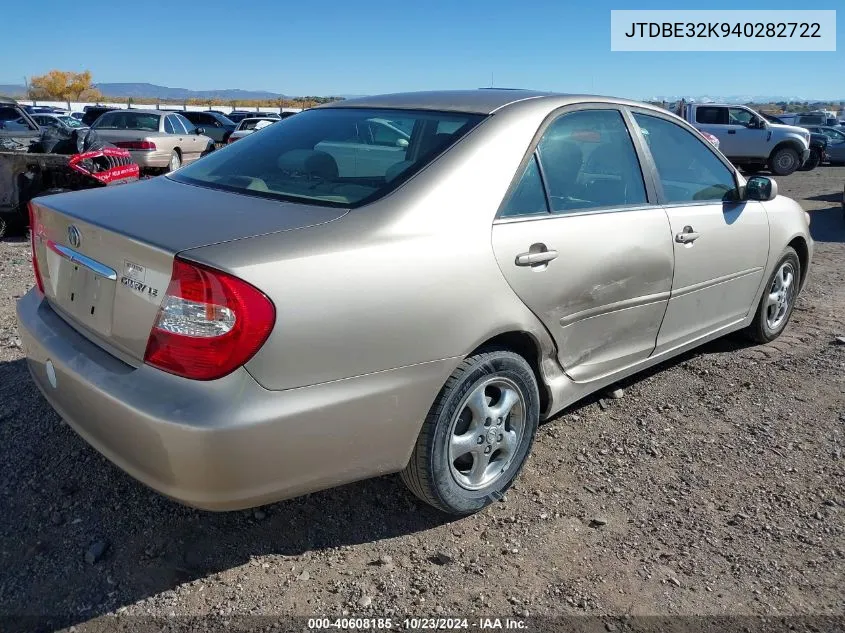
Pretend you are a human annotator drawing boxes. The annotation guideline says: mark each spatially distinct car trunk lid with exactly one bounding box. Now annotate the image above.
[30,176,348,362]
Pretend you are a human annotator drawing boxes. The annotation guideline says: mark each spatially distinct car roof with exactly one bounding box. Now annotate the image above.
[319,89,653,115]
[101,109,163,116]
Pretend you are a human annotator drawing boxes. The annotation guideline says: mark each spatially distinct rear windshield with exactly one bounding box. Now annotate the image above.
[171,107,485,207]
[238,118,276,131]
[93,111,160,131]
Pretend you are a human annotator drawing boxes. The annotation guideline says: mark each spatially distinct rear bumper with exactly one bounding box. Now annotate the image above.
[16,289,453,510]
[128,150,170,168]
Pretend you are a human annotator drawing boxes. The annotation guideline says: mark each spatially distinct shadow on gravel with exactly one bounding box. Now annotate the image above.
[0,358,450,632]
[806,205,845,243]
[0,327,801,631]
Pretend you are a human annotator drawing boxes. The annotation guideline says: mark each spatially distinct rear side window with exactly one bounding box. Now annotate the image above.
[695,107,728,125]
[633,113,737,203]
[536,109,647,213]
[95,112,160,131]
[499,155,548,218]
[171,107,484,208]
[164,116,177,134]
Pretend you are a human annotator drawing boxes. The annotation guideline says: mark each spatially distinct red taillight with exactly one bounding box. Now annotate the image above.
[28,203,44,294]
[115,141,156,151]
[143,258,275,381]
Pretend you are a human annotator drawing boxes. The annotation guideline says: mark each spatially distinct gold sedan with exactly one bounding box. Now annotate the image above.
[88,109,213,172]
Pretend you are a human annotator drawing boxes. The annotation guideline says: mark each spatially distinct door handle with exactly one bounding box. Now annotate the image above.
[675,226,701,244]
[727,130,736,134]
[515,249,559,266]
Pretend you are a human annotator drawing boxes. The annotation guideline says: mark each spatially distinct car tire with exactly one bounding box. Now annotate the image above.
[799,150,821,171]
[745,247,801,344]
[401,348,540,515]
[769,147,801,176]
[168,150,181,172]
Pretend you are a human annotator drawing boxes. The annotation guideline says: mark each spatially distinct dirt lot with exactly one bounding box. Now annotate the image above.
[0,169,842,633]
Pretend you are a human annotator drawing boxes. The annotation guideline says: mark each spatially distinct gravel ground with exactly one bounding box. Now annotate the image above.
[0,169,843,632]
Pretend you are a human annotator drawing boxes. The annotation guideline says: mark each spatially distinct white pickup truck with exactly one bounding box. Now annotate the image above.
[677,103,810,176]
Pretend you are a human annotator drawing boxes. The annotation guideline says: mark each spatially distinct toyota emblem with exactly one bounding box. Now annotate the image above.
[67,225,81,249]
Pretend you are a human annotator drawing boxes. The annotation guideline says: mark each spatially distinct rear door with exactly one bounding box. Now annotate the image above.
[491,105,674,383]
[630,110,770,353]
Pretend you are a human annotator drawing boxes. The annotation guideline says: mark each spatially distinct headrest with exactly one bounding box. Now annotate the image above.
[276,149,338,180]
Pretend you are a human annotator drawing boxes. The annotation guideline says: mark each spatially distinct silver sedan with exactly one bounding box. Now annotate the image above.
[17,90,813,515]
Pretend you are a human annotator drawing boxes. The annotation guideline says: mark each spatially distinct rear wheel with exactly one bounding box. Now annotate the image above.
[168,150,182,172]
[746,247,800,343]
[401,349,540,515]
[769,147,800,176]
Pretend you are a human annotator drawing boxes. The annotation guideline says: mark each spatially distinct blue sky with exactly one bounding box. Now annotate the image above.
[3,0,843,98]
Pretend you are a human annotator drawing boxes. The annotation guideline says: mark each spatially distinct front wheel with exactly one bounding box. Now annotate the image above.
[745,247,800,343]
[769,147,800,176]
[401,349,540,515]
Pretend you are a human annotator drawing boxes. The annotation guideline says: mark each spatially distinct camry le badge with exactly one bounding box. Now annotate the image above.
[67,225,81,249]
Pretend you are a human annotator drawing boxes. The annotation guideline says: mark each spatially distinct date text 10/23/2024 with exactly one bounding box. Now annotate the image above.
[307,618,528,630]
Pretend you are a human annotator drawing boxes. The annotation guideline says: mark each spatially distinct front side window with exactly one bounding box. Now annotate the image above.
[176,114,195,133]
[171,107,484,207]
[634,113,737,203]
[728,108,754,126]
[536,109,647,213]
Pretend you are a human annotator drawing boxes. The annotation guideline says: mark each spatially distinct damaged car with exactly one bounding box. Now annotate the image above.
[0,97,139,237]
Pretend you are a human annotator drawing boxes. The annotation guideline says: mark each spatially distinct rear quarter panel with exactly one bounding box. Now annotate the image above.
[181,99,567,392]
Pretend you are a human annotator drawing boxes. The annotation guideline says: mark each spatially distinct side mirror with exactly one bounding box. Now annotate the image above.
[745,176,778,201]
[195,127,205,135]
[396,138,409,149]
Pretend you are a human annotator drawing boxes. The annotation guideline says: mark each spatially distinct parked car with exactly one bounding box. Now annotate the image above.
[179,111,236,144]
[761,114,827,170]
[227,111,280,124]
[31,113,89,134]
[678,103,810,175]
[226,117,278,143]
[17,90,813,515]
[69,112,85,121]
[801,126,845,165]
[89,109,213,172]
[81,106,118,127]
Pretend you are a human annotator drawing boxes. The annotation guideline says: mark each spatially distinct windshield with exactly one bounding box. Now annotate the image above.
[58,115,84,128]
[171,107,485,207]
[93,111,160,131]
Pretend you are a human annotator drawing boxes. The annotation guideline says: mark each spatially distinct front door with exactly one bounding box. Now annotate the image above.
[630,111,770,353]
[491,107,674,383]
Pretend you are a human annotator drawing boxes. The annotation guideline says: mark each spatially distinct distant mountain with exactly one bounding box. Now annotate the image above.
[94,83,289,101]
[0,84,26,97]
[0,82,292,101]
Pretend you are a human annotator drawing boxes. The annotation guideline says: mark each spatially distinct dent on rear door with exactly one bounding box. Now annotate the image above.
[492,209,674,382]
